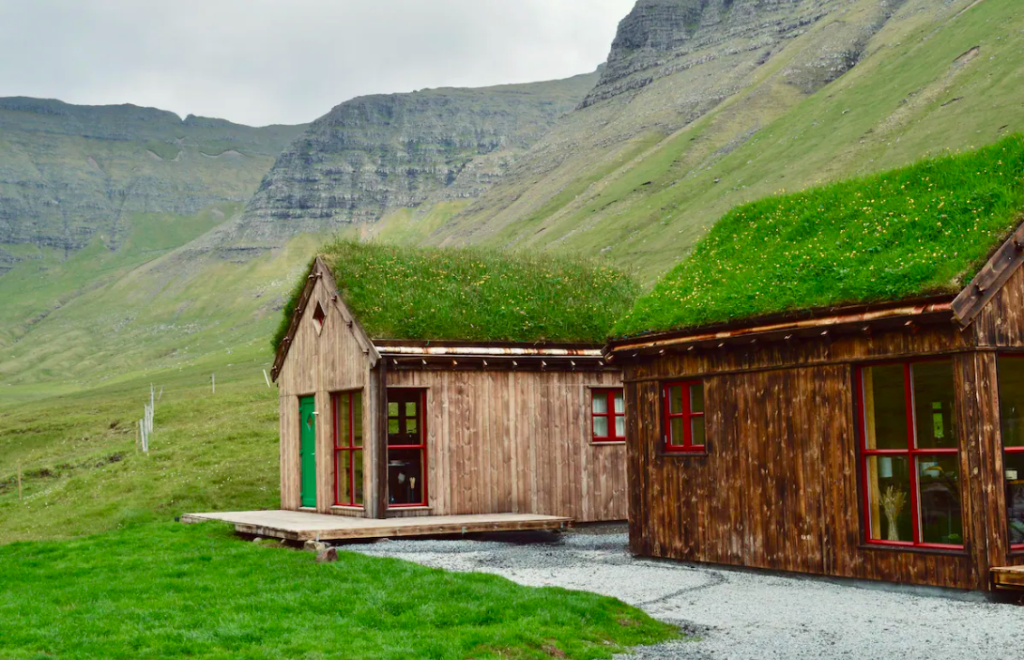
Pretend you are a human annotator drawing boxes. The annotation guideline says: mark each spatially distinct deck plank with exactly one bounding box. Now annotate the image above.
[991,565,1024,590]
[181,511,572,541]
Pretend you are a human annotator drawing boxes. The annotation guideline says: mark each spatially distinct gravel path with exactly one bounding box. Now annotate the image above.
[345,529,1023,660]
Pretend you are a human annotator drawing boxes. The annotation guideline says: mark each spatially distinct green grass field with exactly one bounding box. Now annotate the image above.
[0,522,676,660]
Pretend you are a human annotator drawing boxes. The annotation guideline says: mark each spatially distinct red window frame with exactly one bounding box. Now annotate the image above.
[332,391,363,507]
[387,389,428,508]
[663,381,705,454]
[855,360,963,551]
[592,388,626,443]
[998,354,1024,551]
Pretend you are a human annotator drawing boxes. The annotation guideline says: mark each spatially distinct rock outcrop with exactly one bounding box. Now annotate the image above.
[0,98,303,272]
[229,72,599,246]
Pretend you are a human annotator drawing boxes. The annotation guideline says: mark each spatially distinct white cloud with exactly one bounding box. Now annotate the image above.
[0,0,634,126]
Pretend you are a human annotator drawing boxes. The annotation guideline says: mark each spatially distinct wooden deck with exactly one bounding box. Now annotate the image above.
[181,510,573,541]
[991,565,1024,590]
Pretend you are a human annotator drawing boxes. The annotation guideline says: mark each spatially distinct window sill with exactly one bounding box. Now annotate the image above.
[591,440,626,446]
[387,505,432,513]
[1008,547,1024,558]
[662,449,708,457]
[331,505,365,512]
[858,543,968,558]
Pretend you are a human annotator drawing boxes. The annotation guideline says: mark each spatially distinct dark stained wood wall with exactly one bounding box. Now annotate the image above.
[625,319,1024,590]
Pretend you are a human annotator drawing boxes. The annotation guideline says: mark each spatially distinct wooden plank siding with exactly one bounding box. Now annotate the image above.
[277,273,375,517]
[623,279,1024,590]
[386,369,628,522]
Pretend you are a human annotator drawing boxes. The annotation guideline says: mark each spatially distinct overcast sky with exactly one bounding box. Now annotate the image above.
[0,0,635,127]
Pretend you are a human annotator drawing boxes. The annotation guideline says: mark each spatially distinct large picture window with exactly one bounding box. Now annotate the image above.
[998,355,1024,550]
[592,389,625,443]
[333,391,364,507]
[387,389,427,507]
[663,381,705,454]
[857,360,963,549]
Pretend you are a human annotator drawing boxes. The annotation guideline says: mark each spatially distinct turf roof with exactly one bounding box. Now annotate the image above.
[612,135,1024,339]
[274,240,639,349]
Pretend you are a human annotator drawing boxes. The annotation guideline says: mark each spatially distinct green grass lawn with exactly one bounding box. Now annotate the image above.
[0,522,677,660]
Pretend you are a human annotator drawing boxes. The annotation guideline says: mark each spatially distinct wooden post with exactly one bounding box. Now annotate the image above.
[17,461,22,500]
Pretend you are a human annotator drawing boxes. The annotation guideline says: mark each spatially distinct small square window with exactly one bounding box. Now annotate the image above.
[664,381,706,454]
[312,302,326,334]
[592,389,625,443]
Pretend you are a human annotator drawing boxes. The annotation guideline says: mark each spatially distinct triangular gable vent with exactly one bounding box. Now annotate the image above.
[312,301,326,334]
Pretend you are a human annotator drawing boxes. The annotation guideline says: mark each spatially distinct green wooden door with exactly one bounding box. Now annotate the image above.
[299,396,317,508]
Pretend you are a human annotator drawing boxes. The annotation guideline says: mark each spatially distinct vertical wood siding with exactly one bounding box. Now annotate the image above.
[277,274,373,516]
[386,369,628,522]
[625,322,1024,591]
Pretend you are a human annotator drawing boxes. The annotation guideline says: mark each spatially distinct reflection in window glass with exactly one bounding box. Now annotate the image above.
[862,364,909,450]
[593,416,608,438]
[913,361,957,449]
[998,356,1024,548]
[918,455,963,545]
[690,385,704,414]
[614,392,625,414]
[669,386,683,414]
[593,395,608,414]
[865,455,913,542]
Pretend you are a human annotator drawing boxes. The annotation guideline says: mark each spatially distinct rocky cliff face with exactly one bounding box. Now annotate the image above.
[229,72,598,246]
[581,0,899,108]
[0,98,303,272]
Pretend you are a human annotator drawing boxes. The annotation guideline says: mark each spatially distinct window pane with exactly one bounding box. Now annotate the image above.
[352,393,363,446]
[337,451,352,504]
[406,401,417,417]
[389,402,399,417]
[1006,453,1024,546]
[615,415,626,438]
[690,384,704,414]
[918,455,963,545]
[999,357,1024,448]
[593,416,608,438]
[669,386,683,414]
[614,392,625,413]
[593,394,608,414]
[691,416,705,447]
[407,416,418,434]
[338,395,351,447]
[669,417,684,445]
[913,361,957,449]
[353,450,364,506]
[388,418,399,434]
[388,448,424,506]
[862,365,909,450]
[865,455,913,542]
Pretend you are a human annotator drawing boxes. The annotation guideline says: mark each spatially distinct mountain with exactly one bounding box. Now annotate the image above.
[426,0,1023,280]
[0,98,305,274]
[226,72,600,247]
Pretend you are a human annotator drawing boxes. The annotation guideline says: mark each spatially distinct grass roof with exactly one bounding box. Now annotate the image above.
[274,241,639,349]
[612,135,1024,339]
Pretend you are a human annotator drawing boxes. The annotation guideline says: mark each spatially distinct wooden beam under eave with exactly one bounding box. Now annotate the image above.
[952,219,1024,327]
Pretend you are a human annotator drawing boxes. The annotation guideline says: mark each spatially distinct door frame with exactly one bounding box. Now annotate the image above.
[386,388,428,508]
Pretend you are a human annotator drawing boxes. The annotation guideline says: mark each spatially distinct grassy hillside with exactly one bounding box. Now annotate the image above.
[614,136,1024,337]
[0,350,278,543]
[431,0,1024,281]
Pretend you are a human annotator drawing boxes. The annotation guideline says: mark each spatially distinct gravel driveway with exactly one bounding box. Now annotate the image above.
[346,528,1023,660]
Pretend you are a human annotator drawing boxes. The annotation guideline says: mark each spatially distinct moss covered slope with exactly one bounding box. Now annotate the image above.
[275,241,639,348]
[613,136,1024,338]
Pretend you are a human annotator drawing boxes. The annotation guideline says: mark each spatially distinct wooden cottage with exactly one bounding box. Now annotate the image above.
[607,139,1024,591]
[270,242,637,524]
